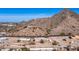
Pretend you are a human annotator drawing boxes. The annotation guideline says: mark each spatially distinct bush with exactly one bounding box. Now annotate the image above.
[23,44,26,47]
[40,39,44,44]
[47,29,51,35]
[72,26,75,28]
[30,42,35,45]
[72,35,75,37]
[66,47,70,51]
[62,39,66,41]
[70,15,74,17]
[33,39,35,42]
[9,48,14,51]
[69,36,72,39]
[77,47,79,51]
[17,40,21,42]
[60,32,65,36]
[21,47,30,51]
[61,16,66,19]
[52,41,59,45]
[65,45,71,51]
[52,49,57,51]
[29,41,35,45]
[68,33,72,36]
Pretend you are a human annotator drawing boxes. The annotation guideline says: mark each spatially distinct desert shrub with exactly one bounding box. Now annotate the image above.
[65,45,71,51]
[9,48,14,51]
[24,26,27,28]
[23,44,26,47]
[70,14,74,17]
[17,40,21,42]
[47,29,51,35]
[45,33,48,36]
[64,47,70,51]
[32,29,34,32]
[29,42,35,45]
[72,26,75,28]
[52,41,59,45]
[68,33,72,36]
[69,42,71,44]
[29,39,36,45]
[62,39,66,41]
[29,40,35,45]
[68,36,72,39]
[77,47,79,51]
[52,49,57,51]
[61,16,66,19]
[33,39,35,42]
[60,32,65,36]
[40,39,44,44]
[21,47,30,51]
[71,35,75,37]
[63,46,70,51]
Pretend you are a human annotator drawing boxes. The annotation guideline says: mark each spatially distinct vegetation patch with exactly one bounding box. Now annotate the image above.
[21,47,30,51]
[40,39,44,44]
[60,32,65,36]
[46,29,51,35]
[52,41,59,45]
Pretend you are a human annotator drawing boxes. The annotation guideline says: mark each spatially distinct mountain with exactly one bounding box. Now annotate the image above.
[50,9,79,35]
[1,8,79,36]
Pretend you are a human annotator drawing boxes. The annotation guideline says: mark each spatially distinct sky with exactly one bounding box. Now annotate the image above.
[0,8,79,22]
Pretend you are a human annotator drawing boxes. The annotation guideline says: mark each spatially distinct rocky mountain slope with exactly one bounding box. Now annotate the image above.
[0,9,79,36]
[12,9,79,36]
[50,9,79,35]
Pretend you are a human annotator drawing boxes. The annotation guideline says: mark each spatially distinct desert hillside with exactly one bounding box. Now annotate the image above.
[0,9,79,36]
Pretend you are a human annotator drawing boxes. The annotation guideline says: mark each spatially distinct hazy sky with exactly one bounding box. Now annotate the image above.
[0,8,79,22]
